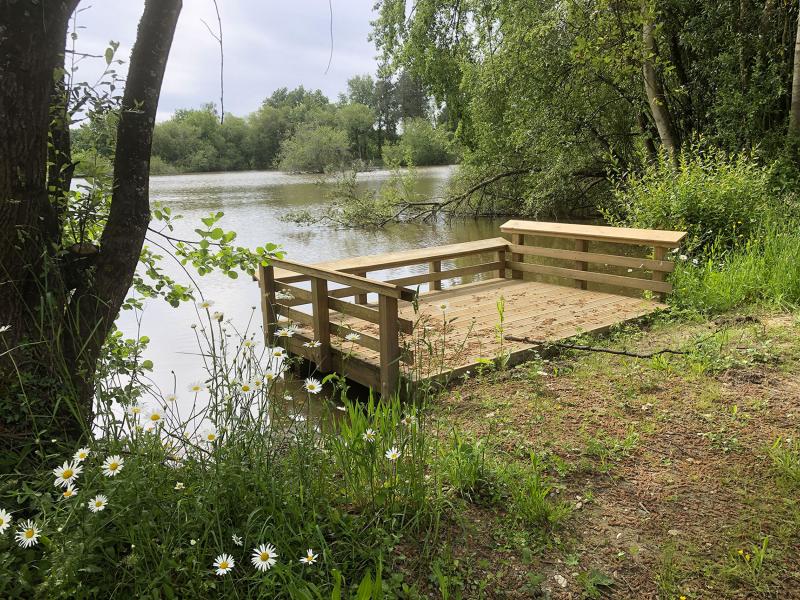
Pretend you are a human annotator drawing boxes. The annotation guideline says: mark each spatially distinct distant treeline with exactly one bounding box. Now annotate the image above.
[72,73,458,175]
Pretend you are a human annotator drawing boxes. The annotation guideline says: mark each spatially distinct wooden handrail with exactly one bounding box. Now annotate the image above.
[500,220,687,247]
[270,257,415,301]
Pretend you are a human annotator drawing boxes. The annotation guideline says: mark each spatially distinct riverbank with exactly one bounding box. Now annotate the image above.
[400,308,800,598]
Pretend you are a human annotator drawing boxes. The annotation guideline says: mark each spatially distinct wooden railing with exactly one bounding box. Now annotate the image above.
[499,220,686,301]
[259,258,416,397]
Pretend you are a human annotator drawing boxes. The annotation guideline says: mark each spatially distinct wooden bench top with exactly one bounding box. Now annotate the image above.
[271,237,509,280]
[500,220,687,247]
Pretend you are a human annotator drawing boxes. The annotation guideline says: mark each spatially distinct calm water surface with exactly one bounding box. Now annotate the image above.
[117,166,504,414]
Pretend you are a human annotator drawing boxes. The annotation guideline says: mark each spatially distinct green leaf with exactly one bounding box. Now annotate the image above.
[104,47,113,65]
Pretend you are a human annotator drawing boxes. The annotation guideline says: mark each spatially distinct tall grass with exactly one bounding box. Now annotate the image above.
[671,218,800,313]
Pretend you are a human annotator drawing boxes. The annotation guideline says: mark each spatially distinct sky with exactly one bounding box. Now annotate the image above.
[74,1,381,121]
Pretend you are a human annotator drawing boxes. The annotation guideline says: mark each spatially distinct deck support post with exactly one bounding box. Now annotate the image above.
[510,233,524,279]
[497,249,506,279]
[354,271,368,305]
[429,260,442,291]
[258,264,278,345]
[378,294,400,398]
[652,246,667,302]
[574,239,588,289]
[310,276,332,371]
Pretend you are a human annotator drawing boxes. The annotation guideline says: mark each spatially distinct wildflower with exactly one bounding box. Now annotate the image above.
[74,447,91,462]
[251,543,278,571]
[53,460,83,488]
[304,378,322,394]
[345,332,361,342]
[0,325,10,333]
[174,482,185,490]
[164,393,178,403]
[679,254,688,261]
[188,381,206,393]
[264,369,278,382]
[101,454,124,477]
[437,302,449,312]
[232,534,243,546]
[299,548,318,565]
[400,415,416,427]
[213,553,235,576]
[61,484,78,499]
[211,311,224,322]
[190,539,197,546]
[242,339,257,349]
[252,375,264,388]
[196,299,215,310]
[202,429,218,443]
[276,327,294,338]
[362,429,376,442]
[303,340,322,348]
[15,520,40,548]
[334,405,346,412]
[283,393,293,401]
[692,258,699,265]
[274,290,294,301]
[239,380,256,393]
[88,494,108,513]
[127,403,143,417]
[745,553,751,562]
[738,549,744,556]
[0,508,11,534]
[271,346,286,359]
[146,409,164,424]
[385,447,401,461]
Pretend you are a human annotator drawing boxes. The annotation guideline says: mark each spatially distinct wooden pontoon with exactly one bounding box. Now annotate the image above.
[257,221,687,397]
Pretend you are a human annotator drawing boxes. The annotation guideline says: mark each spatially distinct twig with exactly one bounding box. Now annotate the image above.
[201,0,224,123]
[504,335,688,359]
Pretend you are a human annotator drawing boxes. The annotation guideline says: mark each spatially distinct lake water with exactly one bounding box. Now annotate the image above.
[117,166,506,415]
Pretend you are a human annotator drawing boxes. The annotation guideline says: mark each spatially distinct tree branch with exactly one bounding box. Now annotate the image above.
[504,335,688,359]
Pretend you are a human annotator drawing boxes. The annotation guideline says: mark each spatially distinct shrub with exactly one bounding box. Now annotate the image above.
[383,118,456,167]
[606,145,776,253]
[278,125,350,173]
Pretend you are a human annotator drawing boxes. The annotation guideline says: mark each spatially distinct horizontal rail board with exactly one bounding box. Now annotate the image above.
[270,258,414,300]
[505,260,672,293]
[501,220,686,247]
[507,244,674,272]
[389,260,504,287]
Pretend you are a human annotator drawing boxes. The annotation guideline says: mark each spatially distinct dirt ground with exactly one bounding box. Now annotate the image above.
[419,311,800,599]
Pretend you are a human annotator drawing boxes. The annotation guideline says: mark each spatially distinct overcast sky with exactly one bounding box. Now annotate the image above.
[74,1,380,121]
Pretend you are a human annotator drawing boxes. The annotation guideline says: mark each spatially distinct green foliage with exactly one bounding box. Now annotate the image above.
[506,454,571,534]
[767,438,800,487]
[383,118,456,166]
[606,146,777,253]
[278,125,351,173]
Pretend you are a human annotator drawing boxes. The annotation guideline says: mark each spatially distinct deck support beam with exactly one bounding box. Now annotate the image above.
[430,260,442,291]
[354,271,368,305]
[574,239,588,289]
[310,276,332,371]
[652,246,667,302]
[258,264,277,344]
[510,233,524,279]
[378,295,400,398]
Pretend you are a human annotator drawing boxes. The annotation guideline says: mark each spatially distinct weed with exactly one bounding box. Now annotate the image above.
[577,569,614,599]
[508,454,571,534]
[767,438,800,486]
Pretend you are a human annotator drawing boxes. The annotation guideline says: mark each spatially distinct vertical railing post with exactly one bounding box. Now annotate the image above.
[354,272,368,305]
[510,233,524,279]
[496,249,506,279]
[429,260,442,291]
[574,239,588,289]
[652,246,667,302]
[258,264,277,345]
[378,294,400,398]
[310,276,332,371]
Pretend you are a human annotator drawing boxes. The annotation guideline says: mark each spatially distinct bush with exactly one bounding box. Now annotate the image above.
[606,145,776,253]
[383,118,456,167]
[278,125,351,173]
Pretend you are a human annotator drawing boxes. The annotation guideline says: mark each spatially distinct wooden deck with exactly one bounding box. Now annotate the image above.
[257,220,687,396]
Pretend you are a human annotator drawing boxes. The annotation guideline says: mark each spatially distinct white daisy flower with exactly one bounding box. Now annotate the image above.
[251,543,278,571]
[73,447,91,462]
[164,393,178,403]
[679,254,688,261]
[252,375,264,388]
[211,311,224,322]
[101,455,124,477]
[362,429,376,442]
[0,508,12,534]
[232,534,243,546]
[264,369,278,382]
[61,483,78,499]
[303,340,322,348]
[53,460,83,488]
[213,553,235,576]
[88,494,108,513]
[146,409,164,425]
[239,380,256,393]
[299,548,318,565]
[242,339,258,349]
[127,403,143,417]
[202,429,218,443]
[275,327,295,338]
[174,482,185,490]
[304,378,322,394]
[196,299,215,310]
[270,346,286,359]
[188,381,206,393]
[15,520,40,548]
[283,393,293,401]
[344,332,361,342]
[437,302,449,312]
[385,447,401,461]
[400,415,416,427]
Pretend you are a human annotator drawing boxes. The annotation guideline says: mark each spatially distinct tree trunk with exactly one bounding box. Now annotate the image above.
[788,6,800,136]
[642,0,680,158]
[0,0,182,459]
